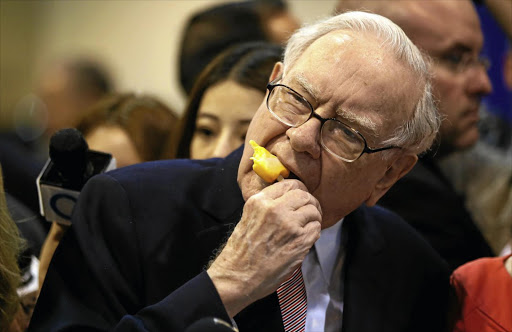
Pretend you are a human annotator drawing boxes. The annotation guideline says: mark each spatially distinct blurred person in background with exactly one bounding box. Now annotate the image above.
[0,166,27,331]
[38,93,179,288]
[178,0,299,95]
[450,250,512,331]
[2,57,113,160]
[4,187,45,332]
[257,0,301,44]
[0,59,114,326]
[76,93,179,168]
[173,42,283,159]
[36,58,114,149]
[337,0,495,271]
[0,57,114,236]
[439,0,512,256]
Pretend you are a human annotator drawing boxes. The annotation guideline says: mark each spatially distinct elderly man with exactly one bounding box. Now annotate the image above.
[337,0,495,271]
[30,12,449,332]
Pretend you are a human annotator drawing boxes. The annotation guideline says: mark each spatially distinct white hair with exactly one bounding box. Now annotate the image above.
[283,11,440,155]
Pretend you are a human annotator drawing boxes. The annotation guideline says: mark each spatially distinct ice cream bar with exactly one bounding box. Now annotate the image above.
[249,140,290,183]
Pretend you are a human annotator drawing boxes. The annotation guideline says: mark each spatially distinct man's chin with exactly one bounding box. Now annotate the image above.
[455,131,479,152]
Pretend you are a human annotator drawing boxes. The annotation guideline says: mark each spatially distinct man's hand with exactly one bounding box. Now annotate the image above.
[207,179,322,317]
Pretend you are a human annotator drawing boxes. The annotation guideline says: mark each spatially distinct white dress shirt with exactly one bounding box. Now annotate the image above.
[302,219,345,332]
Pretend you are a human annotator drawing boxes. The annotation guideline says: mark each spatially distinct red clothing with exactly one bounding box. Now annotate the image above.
[451,254,512,332]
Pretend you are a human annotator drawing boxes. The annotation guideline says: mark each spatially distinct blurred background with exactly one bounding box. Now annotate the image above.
[1,0,510,150]
[0,0,338,128]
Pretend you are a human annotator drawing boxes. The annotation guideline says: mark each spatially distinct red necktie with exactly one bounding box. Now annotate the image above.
[277,267,307,332]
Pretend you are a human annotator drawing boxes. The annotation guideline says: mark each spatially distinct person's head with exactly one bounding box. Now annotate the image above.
[178,0,298,95]
[254,0,301,44]
[37,58,113,138]
[174,42,283,159]
[76,93,178,168]
[238,11,440,228]
[336,0,493,156]
[0,167,23,328]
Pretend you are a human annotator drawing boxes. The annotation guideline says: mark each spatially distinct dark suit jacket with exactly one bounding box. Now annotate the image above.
[0,132,46,220]
[29,147,450,332]
[378,155,494,271]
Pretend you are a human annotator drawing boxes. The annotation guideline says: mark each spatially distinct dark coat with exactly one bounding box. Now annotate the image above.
[379,155,494,271]
[30,147,450,332]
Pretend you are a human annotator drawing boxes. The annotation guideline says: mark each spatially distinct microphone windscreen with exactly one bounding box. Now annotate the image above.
[49,128,89,182]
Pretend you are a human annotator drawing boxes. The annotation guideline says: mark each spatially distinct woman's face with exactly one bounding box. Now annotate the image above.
[190,80,265,159]
[85,125,142,168]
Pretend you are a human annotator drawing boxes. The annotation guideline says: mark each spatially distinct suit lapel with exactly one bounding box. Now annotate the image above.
[342,206,391,332]
[201,147,245,222]
[194,147,246,270]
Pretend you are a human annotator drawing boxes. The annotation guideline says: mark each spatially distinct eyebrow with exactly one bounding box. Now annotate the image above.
[197,113,252,125]
[196,113,219,121]
[237,119,252,125]
[293,73,319,104]
[336,108,378,137]
[445,43,473,54]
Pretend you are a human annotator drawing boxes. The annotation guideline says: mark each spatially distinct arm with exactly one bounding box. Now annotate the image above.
[31,168,322,329]
[207,179,322,317]
[30,174,231,331]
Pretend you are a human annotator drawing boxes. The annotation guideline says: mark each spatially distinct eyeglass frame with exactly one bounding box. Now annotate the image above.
[434,53,491,74]
[265,81,402,162]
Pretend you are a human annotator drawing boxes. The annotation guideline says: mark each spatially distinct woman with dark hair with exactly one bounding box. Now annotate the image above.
[178,0,298,95]
[173,41,283,159]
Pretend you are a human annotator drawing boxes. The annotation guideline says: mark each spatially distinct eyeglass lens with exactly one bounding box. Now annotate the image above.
[267,85,365,162]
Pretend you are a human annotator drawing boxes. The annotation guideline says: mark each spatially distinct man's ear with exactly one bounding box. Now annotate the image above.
[365,153,418,206]
[269,62,284,82]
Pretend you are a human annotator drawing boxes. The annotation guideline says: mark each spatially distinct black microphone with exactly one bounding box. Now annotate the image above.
[49,128,93,190]
[37,128,116,224]
[185,317,238,332]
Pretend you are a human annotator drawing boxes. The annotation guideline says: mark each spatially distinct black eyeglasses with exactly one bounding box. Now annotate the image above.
[266,82,401,162]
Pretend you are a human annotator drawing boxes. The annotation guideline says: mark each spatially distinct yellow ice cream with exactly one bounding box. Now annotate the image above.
[249,140,289,183]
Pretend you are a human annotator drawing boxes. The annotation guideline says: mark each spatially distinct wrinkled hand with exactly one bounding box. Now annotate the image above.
[207,179,322,317]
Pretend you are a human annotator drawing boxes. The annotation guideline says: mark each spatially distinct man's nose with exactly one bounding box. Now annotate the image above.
[466,65,493,97]
[286,115,322,159]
